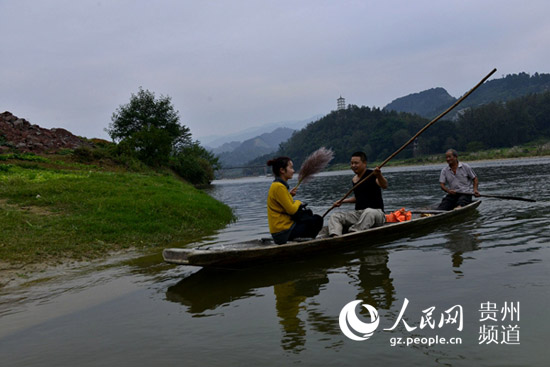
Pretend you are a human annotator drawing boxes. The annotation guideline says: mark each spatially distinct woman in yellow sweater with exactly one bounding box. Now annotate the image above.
[266,156,323,244]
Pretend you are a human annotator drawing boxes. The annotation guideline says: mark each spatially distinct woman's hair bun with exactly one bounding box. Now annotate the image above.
[266,156,291,177]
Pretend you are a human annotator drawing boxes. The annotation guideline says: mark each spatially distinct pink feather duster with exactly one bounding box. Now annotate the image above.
[294,147,334,189]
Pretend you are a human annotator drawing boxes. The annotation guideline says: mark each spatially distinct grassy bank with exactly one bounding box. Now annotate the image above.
[0,153,234,265]
[330,140,550,171]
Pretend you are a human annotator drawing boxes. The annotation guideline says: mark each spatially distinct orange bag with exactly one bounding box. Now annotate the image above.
[385,208,412,223]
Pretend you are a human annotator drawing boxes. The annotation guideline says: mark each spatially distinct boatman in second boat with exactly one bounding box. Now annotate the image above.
[436,149,480,210]
[328,151,388,237]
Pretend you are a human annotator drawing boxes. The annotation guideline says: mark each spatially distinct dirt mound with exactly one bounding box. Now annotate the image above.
[0,111,88,153]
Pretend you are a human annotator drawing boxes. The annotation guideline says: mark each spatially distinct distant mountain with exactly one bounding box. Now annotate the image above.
[199,115,322,149]
[384,87,455,118]
[255,87,550,171]
[210,141,241,155]
[217,127,295,167]
[384,72,550,118]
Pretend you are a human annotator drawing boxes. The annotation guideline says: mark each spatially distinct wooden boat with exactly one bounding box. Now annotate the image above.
[163,200,481,268]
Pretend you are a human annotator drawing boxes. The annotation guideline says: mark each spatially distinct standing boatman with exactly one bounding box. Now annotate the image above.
[437,149,480,210]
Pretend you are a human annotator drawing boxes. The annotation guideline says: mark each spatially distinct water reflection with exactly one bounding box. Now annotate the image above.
[166,249,395,353]
[158,158,550,355]
[2,158,550,367]
[273,273,328,352]
[354,251,395,309]
[443,231,480,274]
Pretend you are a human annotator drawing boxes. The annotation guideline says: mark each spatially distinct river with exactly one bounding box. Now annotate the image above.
[1,157,549,366]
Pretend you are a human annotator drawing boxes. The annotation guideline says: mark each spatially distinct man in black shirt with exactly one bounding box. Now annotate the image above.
[328,152,388,236]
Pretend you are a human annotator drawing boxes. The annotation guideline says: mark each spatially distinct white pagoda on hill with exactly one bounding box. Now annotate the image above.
[337,96,346,110]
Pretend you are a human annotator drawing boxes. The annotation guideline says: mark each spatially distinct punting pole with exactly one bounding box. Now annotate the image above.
[322,68,498,218]
[455,192,536,202]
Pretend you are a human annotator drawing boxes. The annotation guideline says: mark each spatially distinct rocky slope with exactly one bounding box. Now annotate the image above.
[0,111,87,153]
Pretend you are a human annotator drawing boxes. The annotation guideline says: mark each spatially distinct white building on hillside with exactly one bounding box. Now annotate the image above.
[337,96,346,110]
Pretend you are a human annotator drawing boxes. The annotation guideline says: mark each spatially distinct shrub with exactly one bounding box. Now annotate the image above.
[171,154,214,187]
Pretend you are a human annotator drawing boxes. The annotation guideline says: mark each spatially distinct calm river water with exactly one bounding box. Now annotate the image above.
[1,158,549,366]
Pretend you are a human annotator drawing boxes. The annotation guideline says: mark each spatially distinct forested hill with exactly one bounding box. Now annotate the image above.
[253,106,432,167]
[253,90,550,168]
[384,72,550,118]
[383,87,455,118]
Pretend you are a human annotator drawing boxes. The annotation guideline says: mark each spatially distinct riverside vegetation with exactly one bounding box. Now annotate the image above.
[329,139,550,171]
[4,77,550,269]
[247,73,550,171]
[1,87,234,270]
[0,152,234,266]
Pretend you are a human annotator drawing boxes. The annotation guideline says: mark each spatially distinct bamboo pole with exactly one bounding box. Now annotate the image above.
[322,68,497,218]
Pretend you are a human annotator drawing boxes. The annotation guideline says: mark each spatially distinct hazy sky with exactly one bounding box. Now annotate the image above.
[2,0,549,142]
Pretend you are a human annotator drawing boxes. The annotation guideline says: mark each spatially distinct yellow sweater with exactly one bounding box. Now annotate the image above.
[267,181,302,234]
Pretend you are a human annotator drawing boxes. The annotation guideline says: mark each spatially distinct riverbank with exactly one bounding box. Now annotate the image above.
[2,156,548,366]
[0,152,234,287]
[330,140,550,171]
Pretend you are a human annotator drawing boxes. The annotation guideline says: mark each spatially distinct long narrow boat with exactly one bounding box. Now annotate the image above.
[163,200,481,268]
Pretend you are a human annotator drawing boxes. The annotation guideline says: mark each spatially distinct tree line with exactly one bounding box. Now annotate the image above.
[101,84,550,183]
[251,91,550,169]
[456,91,550,151]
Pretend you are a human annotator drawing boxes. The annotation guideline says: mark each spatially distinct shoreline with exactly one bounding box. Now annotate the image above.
[339,152,550,170]
[0,154,234,284]
[4,154,548,290]
[0,249,141,290]
[216,154,550,182]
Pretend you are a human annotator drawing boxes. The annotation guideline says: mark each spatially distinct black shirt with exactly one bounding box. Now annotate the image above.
[353,169,384,211]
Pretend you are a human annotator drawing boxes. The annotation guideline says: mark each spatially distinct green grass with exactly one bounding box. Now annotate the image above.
[0,163,234,264]
[329,140,550,171]
[0,152,50,162]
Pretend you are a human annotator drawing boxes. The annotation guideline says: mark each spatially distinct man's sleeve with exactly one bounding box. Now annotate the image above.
[439,168,447,184]
[464,163,477,179]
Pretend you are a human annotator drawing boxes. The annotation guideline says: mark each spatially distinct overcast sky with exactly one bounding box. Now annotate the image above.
[2,0,549,143]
